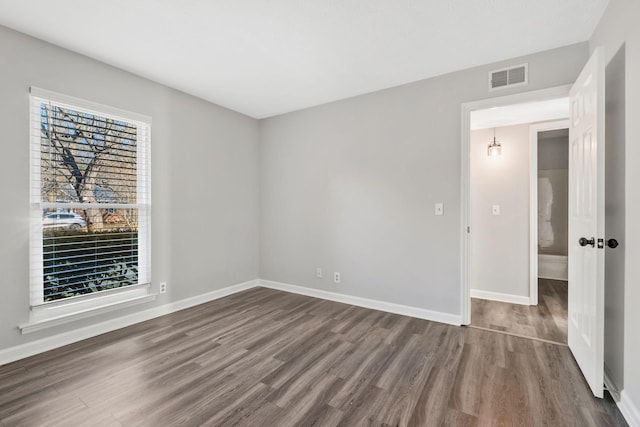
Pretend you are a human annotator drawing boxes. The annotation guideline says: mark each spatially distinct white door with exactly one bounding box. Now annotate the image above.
[568,47,605,398]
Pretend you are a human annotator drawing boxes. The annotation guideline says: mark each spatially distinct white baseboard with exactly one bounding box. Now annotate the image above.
[604,366,622,402]
[259,280,461,326]
[1,278,464,366]
[538,254,568,281]
[537,274,568,281]
[0,279,259,366]
[2,275,636,426]
[619,391,640,427]
[470,288,531,305]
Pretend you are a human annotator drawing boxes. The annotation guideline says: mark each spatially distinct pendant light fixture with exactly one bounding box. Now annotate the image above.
[487,128,502,157]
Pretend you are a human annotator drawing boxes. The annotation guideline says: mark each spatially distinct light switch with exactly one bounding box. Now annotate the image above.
[435,203,444,216]
[492,205,501,215]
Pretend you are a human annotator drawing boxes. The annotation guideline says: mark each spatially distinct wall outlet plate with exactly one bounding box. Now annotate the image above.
[159,282,167,294]
[333,272,341,283]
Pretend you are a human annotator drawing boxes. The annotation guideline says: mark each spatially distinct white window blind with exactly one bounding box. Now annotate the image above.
[29,88,151,307]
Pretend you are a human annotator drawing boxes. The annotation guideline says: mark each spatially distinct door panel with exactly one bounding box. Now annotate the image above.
[568,47,605,398]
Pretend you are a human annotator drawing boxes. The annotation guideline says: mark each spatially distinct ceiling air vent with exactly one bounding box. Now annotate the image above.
[489,63,528,91]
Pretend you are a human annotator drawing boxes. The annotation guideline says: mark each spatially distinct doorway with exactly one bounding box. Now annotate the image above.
[461,86,570,325]
[530,123,570,299]
[467,118,569,344]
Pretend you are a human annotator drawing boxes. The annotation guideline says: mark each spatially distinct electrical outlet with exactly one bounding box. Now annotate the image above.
[435,203,444,216]
[333,272,341,284]
[159,282,167,294]
[316,267,323,278]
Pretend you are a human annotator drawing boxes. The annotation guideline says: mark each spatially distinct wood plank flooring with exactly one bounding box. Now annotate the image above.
[471,279,568,344]
[0,287,626,426]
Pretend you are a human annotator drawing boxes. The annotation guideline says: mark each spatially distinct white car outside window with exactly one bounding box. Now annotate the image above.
[42,213,86,230]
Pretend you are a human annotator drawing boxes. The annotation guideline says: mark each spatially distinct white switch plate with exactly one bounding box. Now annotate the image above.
[492,205,501,215]
[435,203,444,216]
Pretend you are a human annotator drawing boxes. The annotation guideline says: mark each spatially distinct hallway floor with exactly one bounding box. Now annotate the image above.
[471,279,567,344]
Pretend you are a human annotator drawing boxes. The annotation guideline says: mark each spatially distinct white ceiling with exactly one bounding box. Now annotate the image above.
[0,0,608,119]
[470,98,569,130]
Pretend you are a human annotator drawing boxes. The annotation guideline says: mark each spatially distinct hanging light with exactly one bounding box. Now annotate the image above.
[487,128,502,157]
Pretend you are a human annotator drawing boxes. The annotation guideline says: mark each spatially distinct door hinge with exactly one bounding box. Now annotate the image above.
[467,226,470,233]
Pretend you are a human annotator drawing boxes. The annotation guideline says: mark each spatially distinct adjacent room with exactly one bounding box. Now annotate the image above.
[468,100,570,344]
[0,0,639,426]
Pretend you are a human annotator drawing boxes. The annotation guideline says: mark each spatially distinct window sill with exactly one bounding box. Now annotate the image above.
[20,289,157,334]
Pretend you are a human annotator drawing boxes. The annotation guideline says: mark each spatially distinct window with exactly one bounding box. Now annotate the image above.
[28,88,151,321]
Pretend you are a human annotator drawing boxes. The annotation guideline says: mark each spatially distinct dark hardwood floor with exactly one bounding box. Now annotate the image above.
[471,279,568,344]
[0,287,626,426]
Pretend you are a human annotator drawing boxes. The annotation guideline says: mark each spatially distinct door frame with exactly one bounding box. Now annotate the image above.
[528,119,570,306]
[460,84,571,325]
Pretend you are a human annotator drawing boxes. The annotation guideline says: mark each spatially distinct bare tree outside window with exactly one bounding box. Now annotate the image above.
[40,104,138,231]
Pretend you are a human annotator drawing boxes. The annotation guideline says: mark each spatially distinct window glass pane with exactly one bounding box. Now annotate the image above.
[40,103,138,208]
[42,208,139,302]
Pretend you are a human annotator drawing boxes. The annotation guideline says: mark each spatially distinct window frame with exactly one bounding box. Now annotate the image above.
[24,87,154,333]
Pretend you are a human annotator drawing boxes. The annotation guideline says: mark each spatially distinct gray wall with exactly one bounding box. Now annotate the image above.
[591,0,638,403]
[470,125,530,299]
[259,43,589,315]
[538,135,569,170]
[603,45,626,397]
[0,26,260,351]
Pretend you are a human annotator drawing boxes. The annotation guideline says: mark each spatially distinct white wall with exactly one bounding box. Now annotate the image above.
[259,43,589,316]
[470,125,530,299]
[590,0,639,420]
[0,26,260,352]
